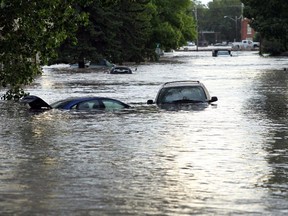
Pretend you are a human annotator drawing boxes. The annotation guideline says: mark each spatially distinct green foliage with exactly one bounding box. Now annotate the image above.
[53,0,154,65]
[108,0,153,63]
[0,0,89,100]
[1,0,197,99]
[242,0,288,54]
[149,0,196,51]
[53,0,197,64]
[262,39,286,56]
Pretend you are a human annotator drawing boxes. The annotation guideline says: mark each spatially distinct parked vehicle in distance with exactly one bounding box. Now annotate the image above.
[232,40,260,50]
[212,49,232,57]
[21,95,130,111]
[183,41,196,51]
[214,41,229,46]
[187,41,196,46]
[147,81,218,109]
[110,66,132,74]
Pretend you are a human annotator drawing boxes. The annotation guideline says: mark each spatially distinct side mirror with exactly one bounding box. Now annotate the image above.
[147,99,154,105]
[209,96,218,103]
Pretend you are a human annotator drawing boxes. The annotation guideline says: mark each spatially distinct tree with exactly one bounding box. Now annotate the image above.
[149,0,196,52]
[115,0,153,63]
[0,0,89,100]
[53,0,153,65]
[52,0,197,64]
[242,0,288,54]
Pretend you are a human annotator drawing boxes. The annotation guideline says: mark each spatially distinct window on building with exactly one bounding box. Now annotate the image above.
[247,24,252,35]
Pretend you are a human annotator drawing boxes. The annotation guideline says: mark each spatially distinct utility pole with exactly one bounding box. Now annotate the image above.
[224,15,242,42]
[194,6,199,51]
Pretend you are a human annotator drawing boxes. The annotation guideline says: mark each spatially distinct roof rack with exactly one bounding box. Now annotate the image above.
[163,80,200,85]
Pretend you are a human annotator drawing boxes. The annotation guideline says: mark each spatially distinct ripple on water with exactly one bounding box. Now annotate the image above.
[1,51,288,215]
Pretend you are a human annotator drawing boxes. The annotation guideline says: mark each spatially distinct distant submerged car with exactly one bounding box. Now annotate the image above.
[147,80,218,109]
[110,66,132,74]
[212,49,232,57]
[21,95,130,111]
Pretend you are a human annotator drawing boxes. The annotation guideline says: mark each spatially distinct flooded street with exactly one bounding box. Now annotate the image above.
[1,51,288,215]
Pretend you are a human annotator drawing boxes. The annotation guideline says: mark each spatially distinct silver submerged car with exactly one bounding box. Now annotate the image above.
[147,81,218,109]
[212,49,232,57]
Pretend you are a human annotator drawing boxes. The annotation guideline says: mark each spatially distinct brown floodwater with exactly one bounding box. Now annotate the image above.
[1,50,288,215]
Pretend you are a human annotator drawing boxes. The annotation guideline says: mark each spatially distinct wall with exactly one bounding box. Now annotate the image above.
[241,18,256,41]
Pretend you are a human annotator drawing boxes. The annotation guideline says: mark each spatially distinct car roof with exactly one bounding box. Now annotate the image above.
[161,81,203,88]
[51,96,130,109]
[54,96,123,103]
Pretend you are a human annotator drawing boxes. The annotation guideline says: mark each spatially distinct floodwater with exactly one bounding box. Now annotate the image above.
[1,51,288,215]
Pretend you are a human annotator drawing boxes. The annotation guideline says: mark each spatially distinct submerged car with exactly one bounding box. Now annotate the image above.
[21,95,130,111]
[212,49,232,57]
[147,81,218,109]
[110,66,132,74]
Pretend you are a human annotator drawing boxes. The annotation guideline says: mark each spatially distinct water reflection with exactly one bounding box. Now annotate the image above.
[245,69,288,206]
[0,103,64,213]
[1,52,288,215]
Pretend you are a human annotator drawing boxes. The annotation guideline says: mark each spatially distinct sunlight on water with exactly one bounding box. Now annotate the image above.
[1,51,288,215]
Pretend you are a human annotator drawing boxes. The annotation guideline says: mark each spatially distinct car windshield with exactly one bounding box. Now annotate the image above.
[157,86,207,104]
[217,51,230,56]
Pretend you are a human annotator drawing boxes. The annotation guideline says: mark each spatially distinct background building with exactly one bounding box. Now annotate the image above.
[241,18,256,40]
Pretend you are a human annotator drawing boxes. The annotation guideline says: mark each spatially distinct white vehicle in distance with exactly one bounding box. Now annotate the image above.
[232,40,260,50]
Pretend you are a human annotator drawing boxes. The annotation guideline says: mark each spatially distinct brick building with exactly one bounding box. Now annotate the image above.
[241,18,256,41]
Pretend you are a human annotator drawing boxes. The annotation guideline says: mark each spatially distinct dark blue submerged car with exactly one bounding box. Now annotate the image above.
[21,95,130,111]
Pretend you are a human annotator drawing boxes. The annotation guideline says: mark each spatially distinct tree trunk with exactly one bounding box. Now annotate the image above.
[78,61,85,68]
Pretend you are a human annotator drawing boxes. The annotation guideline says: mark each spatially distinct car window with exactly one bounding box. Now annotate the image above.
[73,100,101,110]
[217,51,229,55]
[158,86,207,103]
[51,99,72,109]
[101,99,126,111]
